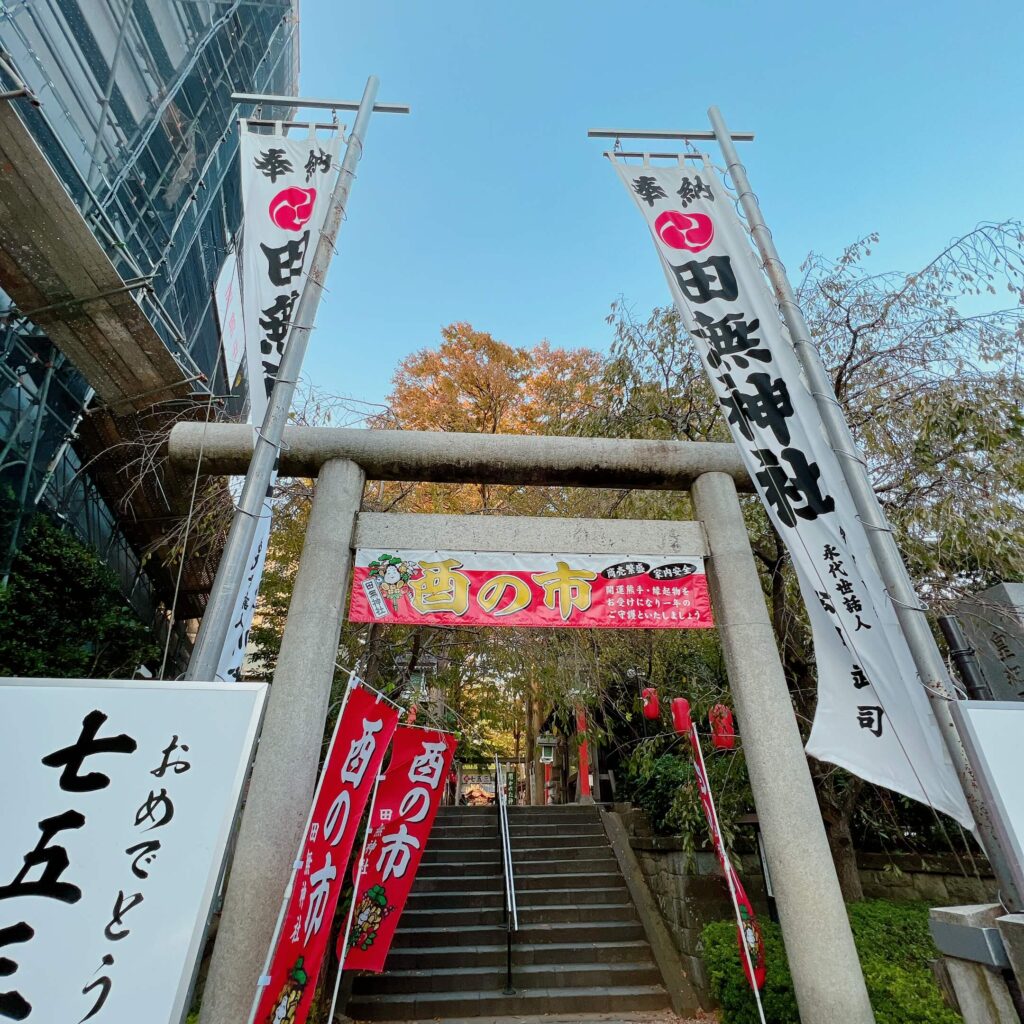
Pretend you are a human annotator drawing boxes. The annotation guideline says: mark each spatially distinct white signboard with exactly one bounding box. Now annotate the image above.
[0,678,267,1024]
[613,158,971,827]
[953,701,1024,897]
[214,250,245,387]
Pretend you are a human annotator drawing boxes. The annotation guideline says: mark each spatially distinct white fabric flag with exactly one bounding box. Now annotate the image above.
[613,158,971,827]
[214,125,341,681]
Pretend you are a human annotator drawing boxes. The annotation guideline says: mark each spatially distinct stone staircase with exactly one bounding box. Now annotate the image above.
[346,803,672,1021]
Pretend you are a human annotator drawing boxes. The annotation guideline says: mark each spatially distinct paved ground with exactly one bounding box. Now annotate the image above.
[357,1011,716,1024]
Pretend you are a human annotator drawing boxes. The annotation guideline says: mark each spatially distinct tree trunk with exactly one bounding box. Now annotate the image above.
[825,812,864,902]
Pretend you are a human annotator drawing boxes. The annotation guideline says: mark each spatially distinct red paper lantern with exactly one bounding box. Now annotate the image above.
[671,697,691,735]
[709,704,735,750]
[641,687,660,719]
[406,704,418,724]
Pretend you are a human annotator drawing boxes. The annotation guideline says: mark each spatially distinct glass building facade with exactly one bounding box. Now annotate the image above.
[0,0,299,629]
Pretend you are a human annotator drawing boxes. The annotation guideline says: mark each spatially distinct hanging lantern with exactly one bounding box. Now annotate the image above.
[710,704,735,750]
[406,704,418,724]
[671,697,691,735]
[537,732,557,765]
[641,687,660,719]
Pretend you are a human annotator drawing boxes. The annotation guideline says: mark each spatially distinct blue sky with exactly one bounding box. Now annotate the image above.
[296,1,1024,411]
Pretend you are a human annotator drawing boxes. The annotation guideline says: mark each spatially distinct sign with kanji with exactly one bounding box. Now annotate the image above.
[687,722,766,991]
[349,549,712,629]
[0,677,266,1024]
[614,158,971,827]
[341,728,457,973]
[253,683,398,1024]
[238,125,340,424]
[216,124,342,683]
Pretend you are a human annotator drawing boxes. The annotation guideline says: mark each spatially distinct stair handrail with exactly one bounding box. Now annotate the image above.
[495,754,518,994]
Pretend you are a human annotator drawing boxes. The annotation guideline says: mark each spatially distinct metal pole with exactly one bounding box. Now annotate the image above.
[692,471,875,1024]
[707,104,1023,912]
[325,771,383,1024]
[1,356,56,585]
[185,76,380,683]
[244,675,358,1024]
[938,616,994,702]
[198,458,366,1024]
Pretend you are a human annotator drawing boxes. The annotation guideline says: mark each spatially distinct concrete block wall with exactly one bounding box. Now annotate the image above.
[617,805,996,1004]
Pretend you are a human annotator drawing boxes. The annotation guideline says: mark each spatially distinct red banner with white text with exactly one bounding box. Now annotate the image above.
[689,726,766,990]
[349,549,712,629]
[341,727,457,973]
[254,684,399,1024]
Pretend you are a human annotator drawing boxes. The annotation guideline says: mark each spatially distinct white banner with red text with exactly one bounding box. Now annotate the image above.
[0,677,265,1024]
[348,549,712,629]
[253,683,399,1024]
[613,158,971,827]
[341,728,457,973]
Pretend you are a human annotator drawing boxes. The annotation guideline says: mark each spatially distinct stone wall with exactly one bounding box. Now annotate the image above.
[615,806,996,1005]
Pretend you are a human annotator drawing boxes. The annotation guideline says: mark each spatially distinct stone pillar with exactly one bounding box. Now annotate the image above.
[691,471,875,1024]
[200,459,365,1024]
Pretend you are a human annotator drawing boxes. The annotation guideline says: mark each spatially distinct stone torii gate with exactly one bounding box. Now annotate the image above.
[168,422,874,1024]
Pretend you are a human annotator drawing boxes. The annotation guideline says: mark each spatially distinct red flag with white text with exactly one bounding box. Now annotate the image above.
[341,727,457,973]
[689,725,766,990]
[254,683,399,1024]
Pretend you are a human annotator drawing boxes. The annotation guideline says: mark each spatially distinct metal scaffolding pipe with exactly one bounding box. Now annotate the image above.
[167,422,753,492]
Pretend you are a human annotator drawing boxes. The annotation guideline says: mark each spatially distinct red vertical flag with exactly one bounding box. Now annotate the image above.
[254,683,399,1024]
[341,727,457,973]
[688,723,766,990]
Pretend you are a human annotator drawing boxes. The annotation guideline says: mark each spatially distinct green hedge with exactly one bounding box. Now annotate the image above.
[702,900,961,1024]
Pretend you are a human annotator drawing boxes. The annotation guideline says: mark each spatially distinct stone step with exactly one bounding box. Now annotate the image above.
[384,939,656,971]
[391,920,646,949]
[351,959,663,995]
[417,852,618,875]
[345,983,670,1021]
[421,835,610,860]
[407,886,628,910]
[413,867,623,892]
[398,902,638,930]
[426,832,607,851]
[508,821,606,837]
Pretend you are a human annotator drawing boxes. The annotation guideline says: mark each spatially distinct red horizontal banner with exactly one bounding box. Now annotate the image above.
[349,549,712,629]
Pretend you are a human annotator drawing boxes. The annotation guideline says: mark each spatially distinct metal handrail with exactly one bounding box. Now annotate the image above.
[495,755,518,994]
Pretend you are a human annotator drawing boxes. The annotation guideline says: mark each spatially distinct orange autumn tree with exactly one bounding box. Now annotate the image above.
[369,323,605,514]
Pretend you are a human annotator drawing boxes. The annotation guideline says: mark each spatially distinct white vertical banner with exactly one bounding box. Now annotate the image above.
[0,677,266,1024]
[214,250,245,387]
[612,158,971,827]
[215,125,342,681]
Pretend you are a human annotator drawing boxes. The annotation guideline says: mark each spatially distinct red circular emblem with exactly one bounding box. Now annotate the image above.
[654,210,714,252]
[268,186,317,232]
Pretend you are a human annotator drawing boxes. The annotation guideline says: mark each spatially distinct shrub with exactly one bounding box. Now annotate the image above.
[702,900,961,1024]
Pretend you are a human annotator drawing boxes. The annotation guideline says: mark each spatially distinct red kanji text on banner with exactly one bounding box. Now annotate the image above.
[341,728,457,973]
[253,684,399,1024]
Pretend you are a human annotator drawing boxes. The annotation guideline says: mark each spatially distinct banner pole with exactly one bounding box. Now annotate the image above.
[327,772,383,1024]
[185,76,381,683]
[244,676,358,1024]
[706,105,1023,911]
[690,726,767,1024]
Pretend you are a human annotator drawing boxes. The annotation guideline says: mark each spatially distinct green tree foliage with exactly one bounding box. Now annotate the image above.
[0,509,159,677]
[702,900,961,1024]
